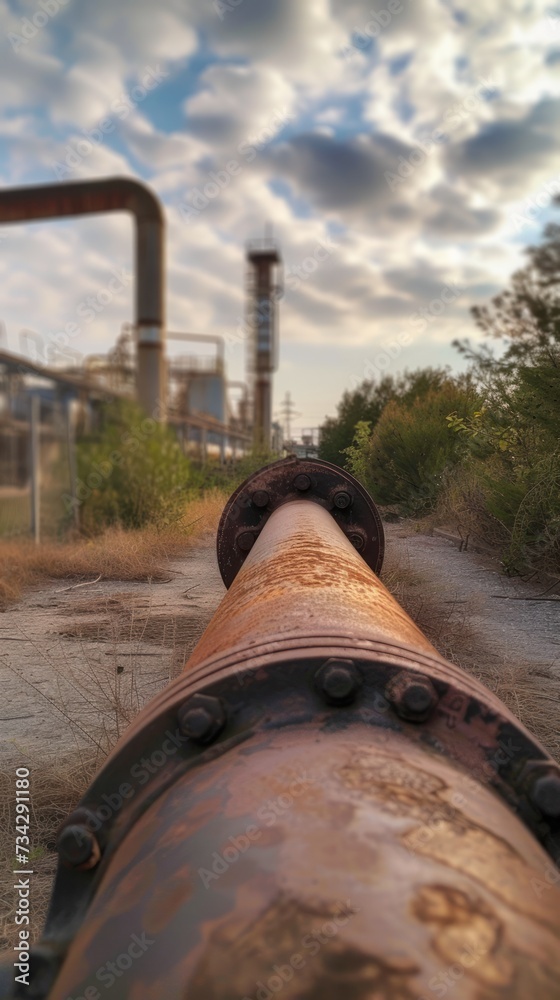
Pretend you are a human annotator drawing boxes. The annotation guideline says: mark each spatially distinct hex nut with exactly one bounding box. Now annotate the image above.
[237,530,256,552]
[334,491,352,510]
[293,474,311,492]
[349,532,365,551]
[252,489,270,508]
[316,658,361,706]
[57,824,99,869]
[25,947,59,1000]
[528,772,560,819]
[388,673,439,722]
[178,693,226,744]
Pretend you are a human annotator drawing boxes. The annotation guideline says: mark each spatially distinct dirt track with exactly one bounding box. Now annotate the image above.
[386,526,559,673]
[1,526,559,767]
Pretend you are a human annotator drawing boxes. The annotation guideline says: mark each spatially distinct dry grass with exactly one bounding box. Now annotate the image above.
[0,751,101,951]
[0,586,199,949]
[0,492,227,948]
[0,490,227,609]
[0,603,184,949]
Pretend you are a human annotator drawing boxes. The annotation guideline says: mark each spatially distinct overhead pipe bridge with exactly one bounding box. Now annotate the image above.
[0,177,166,418]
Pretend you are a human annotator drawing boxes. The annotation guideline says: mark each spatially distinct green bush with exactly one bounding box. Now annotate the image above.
[443,356,560,573]
[195,447,278,494]
[76,401,198,532]
[319,368,451,468]
[346,381,479,515]
[319,377,395,467]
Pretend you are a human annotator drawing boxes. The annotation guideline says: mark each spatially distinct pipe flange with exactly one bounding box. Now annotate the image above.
[217,456,385,587]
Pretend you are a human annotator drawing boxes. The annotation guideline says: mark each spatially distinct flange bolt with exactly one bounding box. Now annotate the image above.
[387,673,439,722]
[315,658,361,706]
[237,530,256,552]
[528,773,560,819]
[293,474,311,492]
[252,489,269,508]
[349,532,365,551]
[57,824,99,869]
[334,491,352,510]
[178,693,226,744]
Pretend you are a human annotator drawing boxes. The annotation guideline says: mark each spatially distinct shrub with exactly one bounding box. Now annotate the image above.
[442,352,560,573]
[196,447,278,494]
[441,445,560,574]
[76,401,198,533]
[319,368,450,468]
[346,381,479,515]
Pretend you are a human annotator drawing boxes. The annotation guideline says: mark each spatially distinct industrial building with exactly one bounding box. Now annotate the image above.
[0,177,285,537]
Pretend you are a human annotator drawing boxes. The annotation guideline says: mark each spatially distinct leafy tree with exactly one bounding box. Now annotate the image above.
[456,197,560,370]
[447,202,560,572]
[319,368,450,467]
[319,376,396,466]
[446,356,560,572]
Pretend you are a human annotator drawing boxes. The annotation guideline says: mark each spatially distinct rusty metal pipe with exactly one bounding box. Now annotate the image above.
[189,499,437,670]
[0,177,166,418]
[3,459,559,999]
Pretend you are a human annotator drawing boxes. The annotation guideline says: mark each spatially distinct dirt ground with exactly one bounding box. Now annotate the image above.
[0,524,559,949]
[1,524,558,765]
[383,524,560,759]
[0,540,225,766]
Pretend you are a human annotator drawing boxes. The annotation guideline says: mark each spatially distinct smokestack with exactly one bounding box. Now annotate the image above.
[246,238,282,450]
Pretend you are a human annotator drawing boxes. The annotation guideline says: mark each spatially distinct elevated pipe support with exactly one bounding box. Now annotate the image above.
[0,177,166,418]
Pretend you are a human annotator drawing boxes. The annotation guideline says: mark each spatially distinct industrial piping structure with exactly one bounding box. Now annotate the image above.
[2,457,560,998]
[0,178,166,419]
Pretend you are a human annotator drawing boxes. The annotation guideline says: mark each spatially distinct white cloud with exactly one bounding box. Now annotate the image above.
[0,0,558,425]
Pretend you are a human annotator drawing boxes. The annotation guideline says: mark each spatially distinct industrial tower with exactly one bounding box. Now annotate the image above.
[246,237,282,450]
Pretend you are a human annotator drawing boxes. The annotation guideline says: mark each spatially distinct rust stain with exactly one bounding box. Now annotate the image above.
[143,869,192,934]
[403,818,560,931]
[336,744,560,929]
[412,885,513,988]
[411,884,560,997]
[187,892,421,1000]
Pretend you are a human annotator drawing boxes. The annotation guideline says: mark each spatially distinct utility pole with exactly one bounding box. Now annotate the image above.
[279,391,299,442]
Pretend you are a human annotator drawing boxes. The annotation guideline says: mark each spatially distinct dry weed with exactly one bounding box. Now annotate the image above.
[0,490,227,609]
[0,750,100,950]
[0,622,166,949]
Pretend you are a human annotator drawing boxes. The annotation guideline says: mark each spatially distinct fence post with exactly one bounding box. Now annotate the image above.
[65,396,79,529]
[29,393,40,543]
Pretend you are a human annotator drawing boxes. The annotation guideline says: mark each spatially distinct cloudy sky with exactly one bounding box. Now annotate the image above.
[0,0,559,432]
